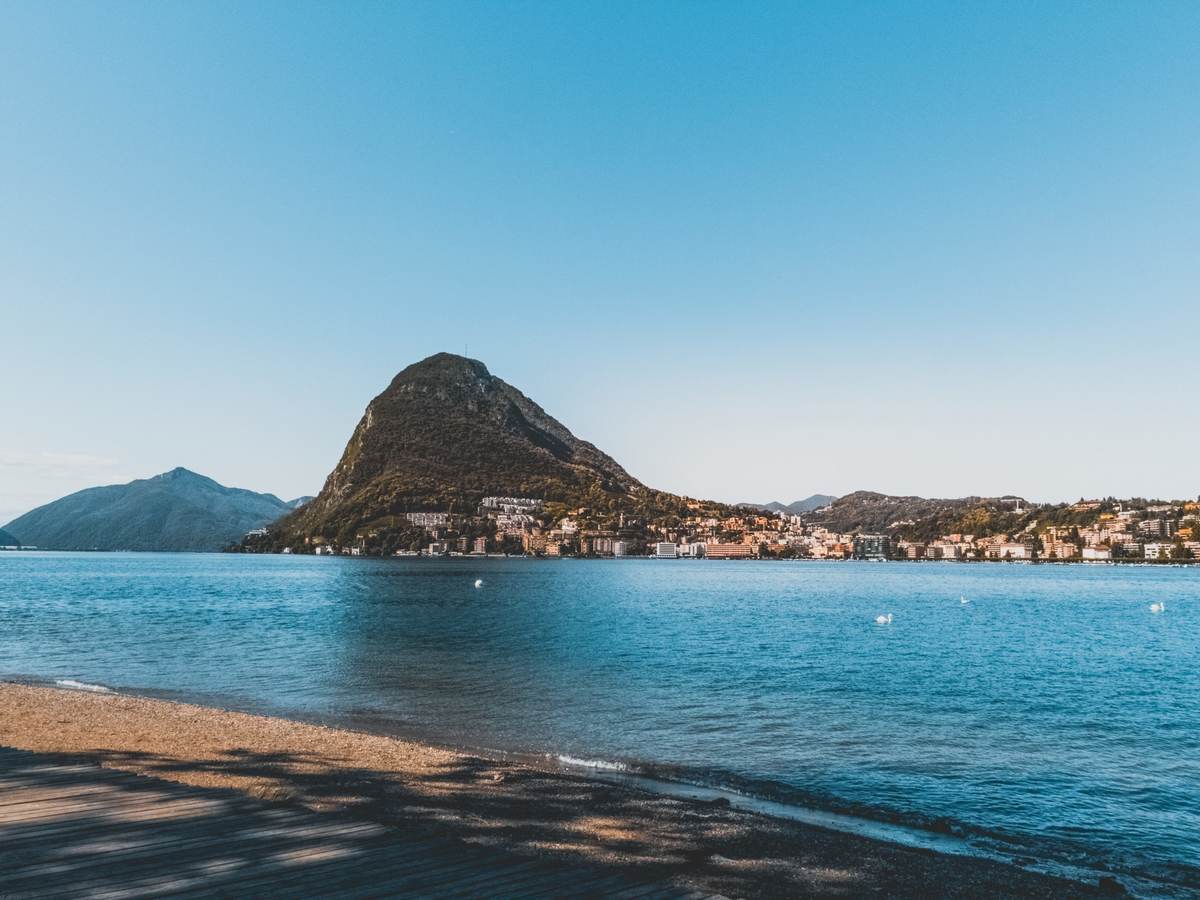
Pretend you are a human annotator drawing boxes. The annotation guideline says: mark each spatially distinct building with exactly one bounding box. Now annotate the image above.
[1143,543,1169,560]
[655,542,678,559]
[988,541,1034,560]
[612,541,629,557]
[407,512,449,529]
[591,536,614,555]
[495,513,536,535]
[482,497,543,513]
[705,542,755,559]
[472,536,487,554]
[853,534,890,560]
[1138,519,1173,539]
[1081,547,1112,561]
[678,542,705,558]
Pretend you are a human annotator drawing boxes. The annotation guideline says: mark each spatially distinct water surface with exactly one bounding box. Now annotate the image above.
[1,553,1197,894]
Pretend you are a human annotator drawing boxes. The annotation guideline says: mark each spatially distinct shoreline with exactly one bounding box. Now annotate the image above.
[3,547,1198,568]
[0,682,1114,898]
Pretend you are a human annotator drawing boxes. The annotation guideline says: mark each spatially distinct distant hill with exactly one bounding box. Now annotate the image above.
[804,490,1031,540]
[286,496,315,509]
[740,495,837,515]
[272,353,734,547]
[769,495,837,515]
[3,468,296,552]
[0,527,20,547]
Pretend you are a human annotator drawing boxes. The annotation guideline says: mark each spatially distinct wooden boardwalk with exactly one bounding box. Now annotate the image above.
[0,747,716,899]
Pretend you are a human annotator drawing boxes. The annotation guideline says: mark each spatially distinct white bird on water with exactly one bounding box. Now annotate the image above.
[875,613,893,625]
[1150,601,1165,613]
[960,595,970,605]
[474,579,484,589]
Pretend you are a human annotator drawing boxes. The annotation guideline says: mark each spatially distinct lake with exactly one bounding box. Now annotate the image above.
[1,553,1197,895]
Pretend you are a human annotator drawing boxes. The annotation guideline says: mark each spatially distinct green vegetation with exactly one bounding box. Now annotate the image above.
[256,354,737,553]
[5,468,294,552]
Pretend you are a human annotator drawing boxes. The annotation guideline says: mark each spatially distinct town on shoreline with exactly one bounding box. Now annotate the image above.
[244,494,1200,563]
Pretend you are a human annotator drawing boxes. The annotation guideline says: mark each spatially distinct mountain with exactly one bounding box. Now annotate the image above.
[739,495,837,515]
[3,468,296,552]
[275,353,730,546]
[787,494,837,513]
[764,495,837,515]
[0,527,19,547]
[286,496,315,509]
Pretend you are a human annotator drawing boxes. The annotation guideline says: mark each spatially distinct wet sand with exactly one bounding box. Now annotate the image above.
[0,683,1109,897]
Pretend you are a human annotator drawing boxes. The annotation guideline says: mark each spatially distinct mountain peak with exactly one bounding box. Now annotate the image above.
[156,466,203,480]
[3,469,294,551]
[282,354,649,542]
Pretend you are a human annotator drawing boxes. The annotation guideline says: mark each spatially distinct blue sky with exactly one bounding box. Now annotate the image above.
[2,1,1198,522]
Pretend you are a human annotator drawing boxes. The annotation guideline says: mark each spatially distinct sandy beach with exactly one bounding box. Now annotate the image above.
[0,682,1109,898]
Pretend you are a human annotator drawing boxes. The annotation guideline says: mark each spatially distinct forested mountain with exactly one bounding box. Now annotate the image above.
[3,468,295,551]
[270,353,734,548]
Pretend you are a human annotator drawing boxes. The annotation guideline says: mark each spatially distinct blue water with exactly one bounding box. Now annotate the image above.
[2,553,1198,894]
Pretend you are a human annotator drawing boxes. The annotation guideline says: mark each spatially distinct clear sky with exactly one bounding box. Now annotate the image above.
[2,1,1198,523]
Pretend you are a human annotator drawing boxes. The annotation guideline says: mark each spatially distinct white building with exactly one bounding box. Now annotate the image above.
[1081,546,1112,561]
[613,541,630,557]
[989,542,1033,560]
[407,512,449,528]
[655,542,678,559]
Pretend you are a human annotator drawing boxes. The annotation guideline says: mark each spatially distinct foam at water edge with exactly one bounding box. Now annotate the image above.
[555,754,629,772]
[55,679,114,694]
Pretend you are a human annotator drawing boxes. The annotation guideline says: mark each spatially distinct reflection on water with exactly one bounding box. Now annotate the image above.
[2,552,1198,893]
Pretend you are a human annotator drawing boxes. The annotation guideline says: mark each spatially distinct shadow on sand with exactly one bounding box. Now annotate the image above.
[0,745,1103,898]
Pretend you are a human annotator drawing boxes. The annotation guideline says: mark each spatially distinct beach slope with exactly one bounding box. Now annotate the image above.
[0,683,1103,898]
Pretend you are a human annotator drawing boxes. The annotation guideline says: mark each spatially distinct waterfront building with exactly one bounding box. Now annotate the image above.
[655,542,678,559]
[705,542,755,559]
[612,540,629,557]
[853,534,890,560]
[988,541,1034,560]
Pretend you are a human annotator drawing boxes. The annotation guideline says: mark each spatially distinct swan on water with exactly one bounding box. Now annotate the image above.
[960,595,970,604]
[474,579,484,589]
[875,613,893,625]
[1150,601,1165,613]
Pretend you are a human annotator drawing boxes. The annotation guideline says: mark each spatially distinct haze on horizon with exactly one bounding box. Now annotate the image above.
[2,1,1198,524]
